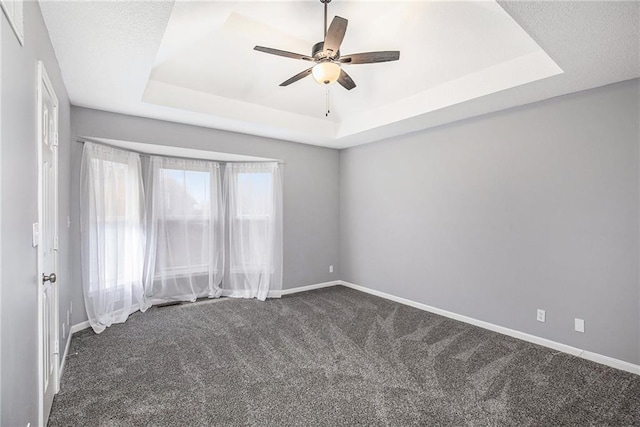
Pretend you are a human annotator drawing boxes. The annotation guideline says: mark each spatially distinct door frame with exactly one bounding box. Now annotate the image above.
[37,60,60,427]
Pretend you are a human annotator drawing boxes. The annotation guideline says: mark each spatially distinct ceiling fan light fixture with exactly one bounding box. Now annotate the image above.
[312,62,341,85]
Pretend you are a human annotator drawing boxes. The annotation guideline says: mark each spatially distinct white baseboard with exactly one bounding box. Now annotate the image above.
[215,281,340,299]
[69,303,141,335]
[338,281,640,376]
[60,320,91,384]
[70,320,91,334]
[59,332,72,381]
[276,280,341,297]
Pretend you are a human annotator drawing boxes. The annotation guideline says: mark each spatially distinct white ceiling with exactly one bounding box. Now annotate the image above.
[40,1,640,149]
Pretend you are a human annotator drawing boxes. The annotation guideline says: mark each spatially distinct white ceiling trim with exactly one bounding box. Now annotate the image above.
[143,80,338,142]
[338,50,562,139]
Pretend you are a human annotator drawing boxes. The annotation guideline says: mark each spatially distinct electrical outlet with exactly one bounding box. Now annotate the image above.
[575,318,585,333]
[536,309,546,322]
[329,265,334,273]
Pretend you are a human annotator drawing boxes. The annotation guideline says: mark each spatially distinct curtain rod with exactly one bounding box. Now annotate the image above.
[76,138,285,165]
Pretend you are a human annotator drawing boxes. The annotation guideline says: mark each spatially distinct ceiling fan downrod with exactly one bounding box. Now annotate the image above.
[321,0,331,38]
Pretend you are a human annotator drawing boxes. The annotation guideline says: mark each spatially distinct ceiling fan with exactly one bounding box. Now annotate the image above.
[254,0,400,91]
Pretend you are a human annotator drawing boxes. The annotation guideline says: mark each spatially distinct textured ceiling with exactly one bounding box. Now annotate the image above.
[40,1,640,149]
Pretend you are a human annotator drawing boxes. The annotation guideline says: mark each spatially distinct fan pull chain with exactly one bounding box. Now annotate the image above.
[325,86,331,117]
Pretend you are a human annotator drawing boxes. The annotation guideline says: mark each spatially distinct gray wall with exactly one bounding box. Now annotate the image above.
[340,79,640,365]
[70,107,341,324]
[1,2,72,426]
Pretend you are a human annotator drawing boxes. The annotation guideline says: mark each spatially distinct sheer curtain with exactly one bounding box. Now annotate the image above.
[224,162,283,300]
[80,142,146,333]
[143,156,224,305]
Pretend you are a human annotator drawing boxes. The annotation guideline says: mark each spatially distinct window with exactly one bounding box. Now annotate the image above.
[224,162,282,300]
[154,167,214,278]
[81,143,283,330]
[87,156,144,294]
[228,166,279,274]
[80,142,146,332]
[236,172,273,219]
[233,171,273,271]
[144,157,224,303]
[160,168,211,219]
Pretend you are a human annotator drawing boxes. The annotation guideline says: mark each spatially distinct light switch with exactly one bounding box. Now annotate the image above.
[32,223,39,247]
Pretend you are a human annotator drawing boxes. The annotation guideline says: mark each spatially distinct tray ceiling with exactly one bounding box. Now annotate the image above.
[40,1,640,148]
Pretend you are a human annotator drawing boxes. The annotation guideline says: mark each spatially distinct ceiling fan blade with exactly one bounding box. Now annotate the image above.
[323,16,348,57]
[280,67,314,87]
[340,51,400,64]
[254,46,313,61]
[337,69,356,90]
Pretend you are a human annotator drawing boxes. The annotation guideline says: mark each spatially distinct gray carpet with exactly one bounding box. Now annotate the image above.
[49,286,640,426]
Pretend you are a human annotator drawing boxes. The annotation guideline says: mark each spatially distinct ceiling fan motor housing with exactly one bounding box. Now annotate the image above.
[312,41,339,61]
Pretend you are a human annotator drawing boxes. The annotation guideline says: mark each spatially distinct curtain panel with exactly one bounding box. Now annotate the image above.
[80,142,146,333]
[223,162,283,300]
[143,156,224,304]
[80,143,284,333]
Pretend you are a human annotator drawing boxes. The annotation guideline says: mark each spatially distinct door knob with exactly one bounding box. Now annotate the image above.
[42,273,57,284]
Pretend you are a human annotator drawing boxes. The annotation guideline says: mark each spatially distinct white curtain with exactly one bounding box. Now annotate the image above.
[143,157,224,305]
[223,162,283,300]
[80,142,146,333]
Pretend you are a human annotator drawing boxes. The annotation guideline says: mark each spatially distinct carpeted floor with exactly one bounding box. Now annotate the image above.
[49,286,640,426]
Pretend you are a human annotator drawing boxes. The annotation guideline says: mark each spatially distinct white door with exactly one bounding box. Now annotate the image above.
[38,61,59,425]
